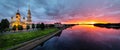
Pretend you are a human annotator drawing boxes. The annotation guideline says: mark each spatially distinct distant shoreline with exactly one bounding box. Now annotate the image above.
[93,23,120,29]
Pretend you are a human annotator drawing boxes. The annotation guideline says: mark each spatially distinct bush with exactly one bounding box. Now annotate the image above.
[27,25,30,30]
[48,24,55,28]
[36,24,40,29]
[18,25,23,30]
[32,24,35,29]
[40,23,45,30]
[12,25,16,31]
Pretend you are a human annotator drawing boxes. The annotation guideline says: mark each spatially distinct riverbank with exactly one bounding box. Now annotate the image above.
[14,30,62,50]
[9,25,74,50]
[0,28,58,50]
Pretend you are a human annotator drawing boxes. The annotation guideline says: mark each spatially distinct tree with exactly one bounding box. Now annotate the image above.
[18,25,23,30]
[27,25,30,30]
[12,25,16,31]
[48,24,54,28]
[0,23,1,28]
[36,24,40,29]
[0,19,10,32]
[0,23,1,32]
[32,24,35,29]
[40,23,45,30]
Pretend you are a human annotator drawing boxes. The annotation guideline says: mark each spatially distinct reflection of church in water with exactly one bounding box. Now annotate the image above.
[10,6,32,30]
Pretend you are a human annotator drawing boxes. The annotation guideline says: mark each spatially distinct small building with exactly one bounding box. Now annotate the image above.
[54,22,63,28]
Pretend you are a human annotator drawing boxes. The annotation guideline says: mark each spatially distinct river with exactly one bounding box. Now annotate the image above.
[34,25,120,50]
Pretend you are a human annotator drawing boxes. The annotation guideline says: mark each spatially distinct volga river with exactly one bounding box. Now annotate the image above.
[34,25,120,50]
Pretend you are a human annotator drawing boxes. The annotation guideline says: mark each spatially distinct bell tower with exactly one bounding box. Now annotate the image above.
[27,3,32,29]
[27,5,32,24]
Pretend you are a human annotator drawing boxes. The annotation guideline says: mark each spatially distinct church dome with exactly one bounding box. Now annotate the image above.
[16,12,20,15]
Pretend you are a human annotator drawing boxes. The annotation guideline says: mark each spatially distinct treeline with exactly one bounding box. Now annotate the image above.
[0,19,56,33]
[0,18,76,33]
[11,23,58,31]
[94,23,120,29]
[0,19,46,33]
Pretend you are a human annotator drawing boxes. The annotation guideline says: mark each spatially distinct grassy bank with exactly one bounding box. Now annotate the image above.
[0,28,58,50]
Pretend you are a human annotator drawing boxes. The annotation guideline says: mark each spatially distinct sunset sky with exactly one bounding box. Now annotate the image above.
[0,0,120,24]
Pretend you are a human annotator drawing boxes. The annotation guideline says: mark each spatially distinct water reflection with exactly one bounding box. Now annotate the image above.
[34,25,120,50]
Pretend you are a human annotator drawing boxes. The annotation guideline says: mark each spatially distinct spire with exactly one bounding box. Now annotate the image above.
[16,0,21,21]
[27,0,32,23]
[28,8,31,15]
[16,8,20,15]
[11,16,13,19]
[28,7,31,18]
[28,0,31,11]
[28,1,31,15]
[17,0,20,13]
[28,3,30,10]
[17,0,20,14]
[17,9,19,13]
[23,17,25,19]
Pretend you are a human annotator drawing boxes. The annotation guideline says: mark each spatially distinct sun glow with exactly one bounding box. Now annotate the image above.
[88,21,97,24]
[79,21,108,24]
[62,19,110,24]
[79,21,97,24]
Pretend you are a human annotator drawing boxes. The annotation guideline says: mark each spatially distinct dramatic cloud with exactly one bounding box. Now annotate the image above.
[0,0,120,23]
